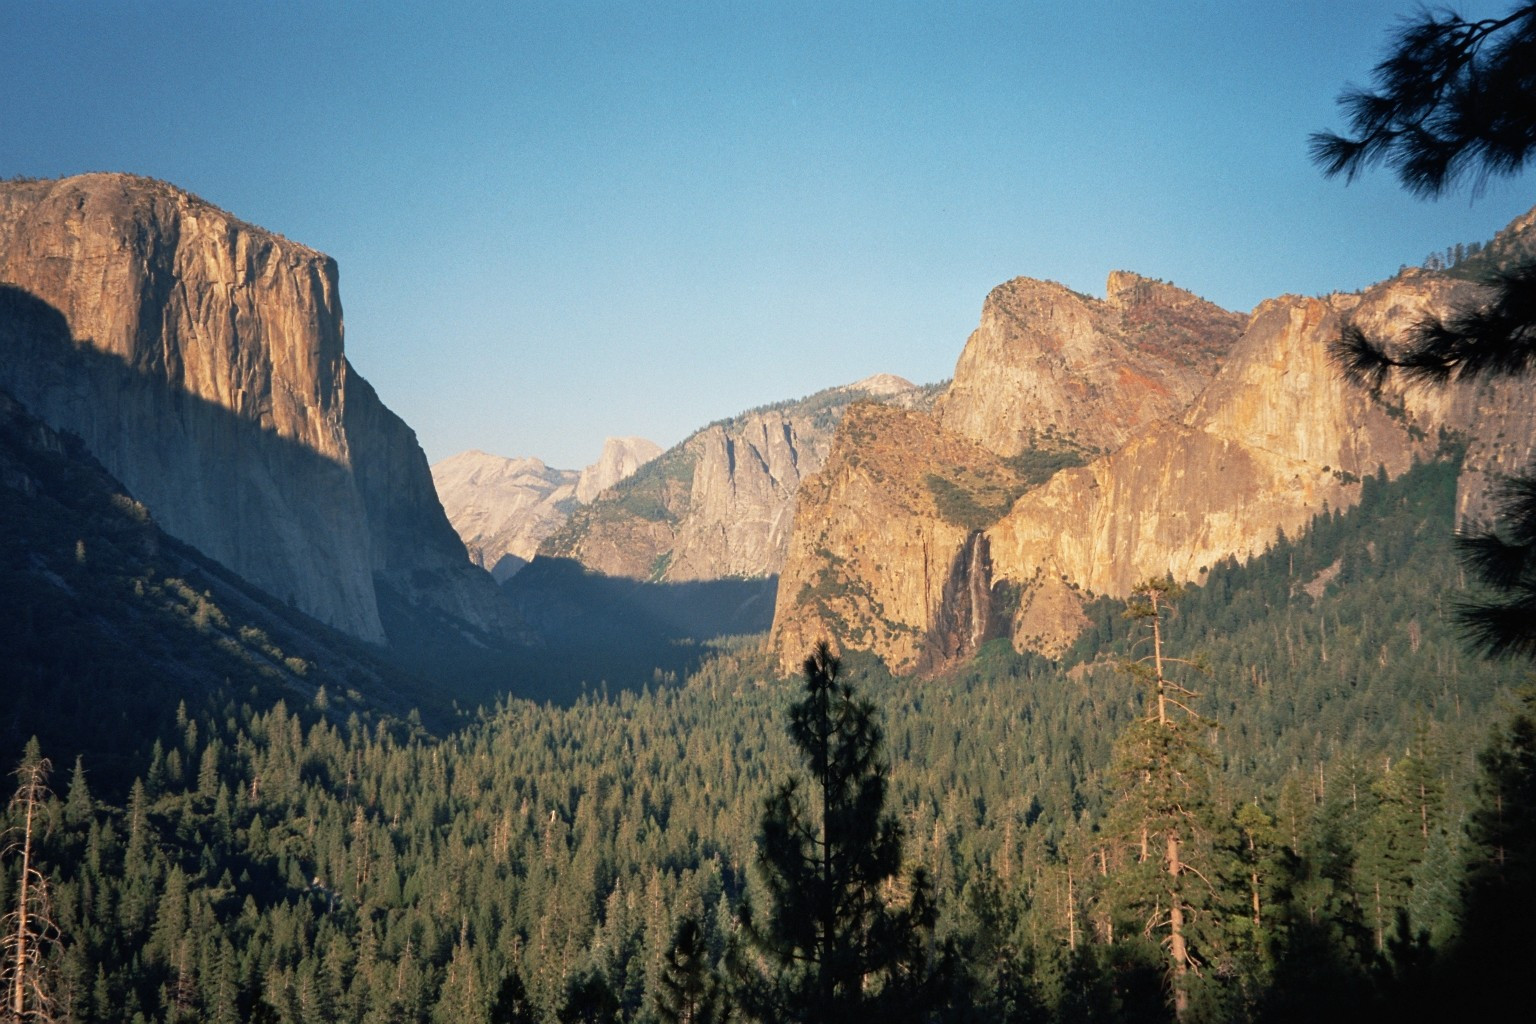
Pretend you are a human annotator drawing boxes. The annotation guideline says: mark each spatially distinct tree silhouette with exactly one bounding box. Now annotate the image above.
[559,967,621,1024]
[1315,1,1536,659]
[1437,689,1536,1016]
[488,968,538,1024]
[736,642,938,1023]
[1310,4,1536,197]
[655,915,729,1024]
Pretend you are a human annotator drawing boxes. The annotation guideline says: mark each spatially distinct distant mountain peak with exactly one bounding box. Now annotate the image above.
[432,436,661,582]
[842,373,916,396]
[576,436,664,504]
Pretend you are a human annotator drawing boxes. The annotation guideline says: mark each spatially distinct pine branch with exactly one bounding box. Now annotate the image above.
[1311,4,1536,196]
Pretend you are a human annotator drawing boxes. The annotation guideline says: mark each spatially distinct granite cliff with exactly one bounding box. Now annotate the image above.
[539,375,938,582]
[0,173,516,646]
[771,234,1536,672]
[933,271,1245,456]
[770,402,1024,674]
[432,437,661,582]
[576,436,664,504]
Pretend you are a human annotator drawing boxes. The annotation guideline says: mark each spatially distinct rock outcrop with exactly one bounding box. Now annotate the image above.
[986,283,1444,607]
[932,272,1245,456]
[771,240,1536,672]
[432,437,661,583]
[770,402,1024,674]
[540,376,939,582]
[432,451,580,582]
[576,436,663,504]
[0,173,516,646]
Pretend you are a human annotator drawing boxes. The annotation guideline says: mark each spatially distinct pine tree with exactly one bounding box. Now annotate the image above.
[1310,4,1536,196]
[2,739,60,1024]
[1443,689,1536,1014]
[488,968,537,1024]
[1106,581,1221,1021]
[654,914,727,1024]
[558,966,620,1024]
[1315,1,1536,658]
[736,642,939,1023]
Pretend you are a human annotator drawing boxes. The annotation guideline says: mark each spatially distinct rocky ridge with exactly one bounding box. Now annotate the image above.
[770,240,1536,673]
[539,375,940,582]
[0,173,515,646]
[933,271,1246,456]
[432,437,661,582]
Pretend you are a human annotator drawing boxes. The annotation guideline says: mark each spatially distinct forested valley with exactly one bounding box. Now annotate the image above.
[3,451,1533,1023]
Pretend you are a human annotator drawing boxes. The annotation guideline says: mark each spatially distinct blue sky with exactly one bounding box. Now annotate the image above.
[4,1,1532,469]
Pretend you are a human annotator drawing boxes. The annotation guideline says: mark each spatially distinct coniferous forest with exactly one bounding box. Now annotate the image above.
[7,6,1536,1021]
[4,451,1535,1023]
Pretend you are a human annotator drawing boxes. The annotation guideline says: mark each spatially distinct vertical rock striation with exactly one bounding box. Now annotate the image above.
[0,173,514,646]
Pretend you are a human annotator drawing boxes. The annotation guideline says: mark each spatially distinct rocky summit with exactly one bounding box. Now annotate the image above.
[770,225,1536,673]
[933,271,1246,457]
[432,437,662,582]
[0,173,516,647]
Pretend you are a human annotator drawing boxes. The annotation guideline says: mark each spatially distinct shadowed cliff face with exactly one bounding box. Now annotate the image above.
[0,174,515,646]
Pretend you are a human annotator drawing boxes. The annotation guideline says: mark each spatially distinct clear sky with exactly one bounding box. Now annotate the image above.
[4,1,1532,469]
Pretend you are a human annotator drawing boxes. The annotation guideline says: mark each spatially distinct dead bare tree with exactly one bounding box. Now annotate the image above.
[2,742,60,1024]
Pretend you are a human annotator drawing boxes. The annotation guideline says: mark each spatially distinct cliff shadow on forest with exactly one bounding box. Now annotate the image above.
[500,556,778,702]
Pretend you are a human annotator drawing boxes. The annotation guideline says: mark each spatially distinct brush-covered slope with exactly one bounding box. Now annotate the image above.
[0,173,516,647]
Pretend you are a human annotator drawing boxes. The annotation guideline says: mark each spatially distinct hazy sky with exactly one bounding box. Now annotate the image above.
[5,1,1532,469]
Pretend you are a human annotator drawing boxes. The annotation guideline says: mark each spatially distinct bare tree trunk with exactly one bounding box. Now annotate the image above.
[1066,867,1077,951]
[10,776,33,1019]
[1167,830,1189,1021]
[5,748,55,1023]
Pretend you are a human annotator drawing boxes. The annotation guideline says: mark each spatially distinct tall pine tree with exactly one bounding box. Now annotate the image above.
[736,642,938,1023]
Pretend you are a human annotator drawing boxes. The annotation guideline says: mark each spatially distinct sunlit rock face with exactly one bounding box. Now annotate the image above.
[987,287,1433,604]
[771,213,1536,672]
[575,436,663,504]
[933,271,1246,456]
[769,402,1020,675]
[541,376,936,583]
[0,173,515,645]
[433,451,580,582]
[432,438,663,583]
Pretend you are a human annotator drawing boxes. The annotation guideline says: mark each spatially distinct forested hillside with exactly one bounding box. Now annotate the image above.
[3,449,1529,1023]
